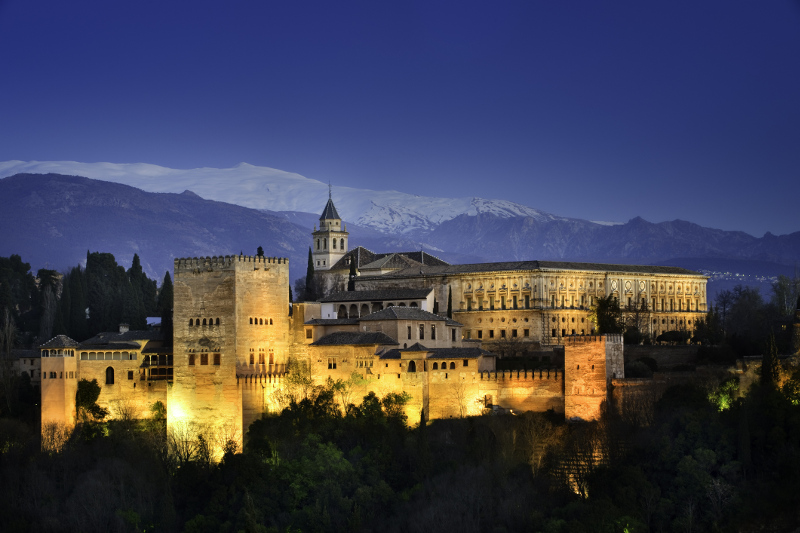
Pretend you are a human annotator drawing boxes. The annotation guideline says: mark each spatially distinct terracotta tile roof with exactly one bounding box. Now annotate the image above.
[312,331,399,346]
[360,260,702,278]
[81,330,164,345]
[319,288,432,303]
[39,335,80,349]
[359,307,452,322]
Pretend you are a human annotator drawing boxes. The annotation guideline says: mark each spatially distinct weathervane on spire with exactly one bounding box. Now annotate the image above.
[328,182,332,200]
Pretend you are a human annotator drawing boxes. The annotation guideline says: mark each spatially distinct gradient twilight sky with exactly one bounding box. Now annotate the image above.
[1,1,799,237]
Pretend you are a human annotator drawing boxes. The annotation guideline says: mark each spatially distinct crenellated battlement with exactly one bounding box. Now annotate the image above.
[562,334,623,345]
[479,368,561,381]
[174,255,289,273]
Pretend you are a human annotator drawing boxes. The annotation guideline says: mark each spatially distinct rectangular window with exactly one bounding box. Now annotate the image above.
[477,330,483,339]
[306,329,312,339]
[214,353,220,366]
[419,324,425,340]
[408,326,412,340]
[127,370,133,380]
[552,328,556,337]
[500,330,506,338]
[328,358,337,370]
[189,354,195,365]
[431,325,436,340]
[489,330,494,338]
[489,297,494,310]
[513,296,518,309]
[451,329,456,341]
[259,353,265,364]
[501,296,505,310]
[201,353,208,365]
[524,329,529,337]
[561,329,566,337]
[465,330,471,339]
[512,329,517,338]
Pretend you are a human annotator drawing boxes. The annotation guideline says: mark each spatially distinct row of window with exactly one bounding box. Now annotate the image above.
[80,351,137,361]
[43,371,75,379]
[188,353,221,366]
[248,353,274,365]
[316,237,345,250]
[465,329,530,340]
[41,349,75,357]
[250,318,274,325]
[189,318,220,326]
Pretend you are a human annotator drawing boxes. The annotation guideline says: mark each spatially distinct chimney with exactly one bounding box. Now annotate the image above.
[119,323,129,334]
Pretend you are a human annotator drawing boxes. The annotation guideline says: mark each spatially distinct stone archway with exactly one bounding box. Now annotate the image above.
[408,360,417,372]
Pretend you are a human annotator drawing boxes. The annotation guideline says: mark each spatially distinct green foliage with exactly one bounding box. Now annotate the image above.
[76,378,109,422]
[590,294,623,334]
[656,329,691,344]
[150,400,167,421]
[305,247,317,301]
[256,246,264,257]
[762,333,781,388]
[158,271,174,345]
[447,286,453,318]
[708,377,739,411]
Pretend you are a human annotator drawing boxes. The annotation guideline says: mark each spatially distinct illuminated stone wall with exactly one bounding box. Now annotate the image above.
[40,356,78,428]
[563,335,622,421]
[170,255,290,458]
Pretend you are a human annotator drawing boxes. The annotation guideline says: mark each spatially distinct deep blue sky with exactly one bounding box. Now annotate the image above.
[1,1,799,237]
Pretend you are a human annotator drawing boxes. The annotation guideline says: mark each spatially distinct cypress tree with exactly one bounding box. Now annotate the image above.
[762,332,780,389]
[447,287,453,318]
[306,247,317,301]
[257,246,264,257]
[158,272,174,346]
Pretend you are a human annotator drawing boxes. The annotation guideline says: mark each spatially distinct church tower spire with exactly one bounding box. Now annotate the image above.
[312,187,348,271]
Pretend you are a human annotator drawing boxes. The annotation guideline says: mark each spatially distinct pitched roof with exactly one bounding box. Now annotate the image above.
[328,247,450,272]
[39,335,80,349]
[319,288,432,303]
[304,318,360,326]
[312,331,399,346]
[360,254,420,271]
[81,330,164,346]
[358,306,452,322]
[402,343,429,352]
[319,198,341,220]
[425,347,494,359]
[359,260,703,278]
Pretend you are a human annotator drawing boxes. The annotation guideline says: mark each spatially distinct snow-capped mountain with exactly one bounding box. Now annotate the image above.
[0,160,565,234]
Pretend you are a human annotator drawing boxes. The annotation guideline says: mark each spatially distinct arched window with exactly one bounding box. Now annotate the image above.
[410,302,418,308]
[338,305,348,318]
[360,303,370,316]
[269,318,273,325]
[259,318,263,325]
[324,238,327,249]
[333,239,337,249]
[433,362,438,370]
[408,361,417,372]
[317,239,320,250]
[202,318,207,326]
[340,238,344,249]
[350,304,358,317]
[250,317,253,324]
[105,367,115,385]
[189,319,193,326]
[250,353,254,365]
[216,318,220,325]
[449,362,455,370]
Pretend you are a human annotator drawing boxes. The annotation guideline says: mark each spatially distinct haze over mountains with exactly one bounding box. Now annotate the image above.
[1,161,798,298]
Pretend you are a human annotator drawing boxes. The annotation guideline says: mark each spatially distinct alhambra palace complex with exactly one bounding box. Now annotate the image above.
[39,195,709,456]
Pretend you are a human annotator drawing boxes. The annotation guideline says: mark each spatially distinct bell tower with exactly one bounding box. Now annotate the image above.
[312,185,348,271]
